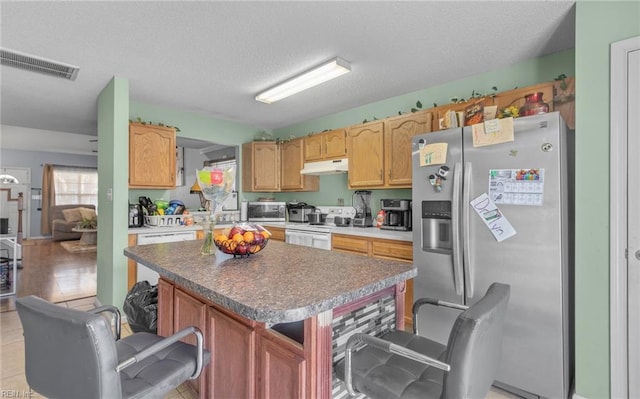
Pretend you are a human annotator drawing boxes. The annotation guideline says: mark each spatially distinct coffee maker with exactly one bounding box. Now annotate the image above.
[380,199,412,231]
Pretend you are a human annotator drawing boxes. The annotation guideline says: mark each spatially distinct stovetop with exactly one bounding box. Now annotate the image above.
[285,206,357,233]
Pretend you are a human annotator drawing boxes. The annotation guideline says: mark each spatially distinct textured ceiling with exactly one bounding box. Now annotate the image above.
[1,1,575,147]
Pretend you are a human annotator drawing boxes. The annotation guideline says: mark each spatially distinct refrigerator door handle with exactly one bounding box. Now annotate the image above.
[462,161,474,299]
[451,162,463,296]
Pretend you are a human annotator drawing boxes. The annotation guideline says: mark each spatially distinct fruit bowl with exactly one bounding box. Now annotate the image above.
[214,223,270,257]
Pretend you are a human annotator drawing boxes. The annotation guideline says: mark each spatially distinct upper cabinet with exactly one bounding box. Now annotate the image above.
[304,128,347,162]
[348,121,385,188]
[129,123,176,189]
[242,141,280,192]
[280,138,319,192]
[384,111,433,187]
[243,139,319,193]
[348,111,433,189]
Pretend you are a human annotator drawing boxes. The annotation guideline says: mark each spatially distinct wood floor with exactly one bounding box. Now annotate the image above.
[1,239,97,312]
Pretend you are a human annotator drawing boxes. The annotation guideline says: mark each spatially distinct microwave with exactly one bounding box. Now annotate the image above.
[247,202,286,222]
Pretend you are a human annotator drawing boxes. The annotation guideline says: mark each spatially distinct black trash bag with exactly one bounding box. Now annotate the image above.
[123,281,158,334]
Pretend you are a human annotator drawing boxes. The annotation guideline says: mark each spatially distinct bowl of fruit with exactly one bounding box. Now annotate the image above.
[214,223,270,257]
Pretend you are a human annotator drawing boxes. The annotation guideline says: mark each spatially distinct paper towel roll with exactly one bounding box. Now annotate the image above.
[240,201,248,221]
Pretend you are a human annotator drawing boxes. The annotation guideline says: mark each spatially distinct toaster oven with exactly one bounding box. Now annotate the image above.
[247,202,286,222]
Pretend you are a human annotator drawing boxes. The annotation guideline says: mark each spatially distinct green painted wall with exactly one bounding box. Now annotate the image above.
[96,77,129,308]
[575,2,640,398]
[272,50,575,213]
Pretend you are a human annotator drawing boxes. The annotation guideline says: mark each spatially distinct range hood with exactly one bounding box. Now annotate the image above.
[300,158,348,175]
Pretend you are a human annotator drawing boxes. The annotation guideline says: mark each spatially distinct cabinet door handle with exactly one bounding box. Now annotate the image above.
[379,170,383,180]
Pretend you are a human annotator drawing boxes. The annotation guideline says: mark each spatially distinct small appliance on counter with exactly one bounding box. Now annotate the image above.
[307,209,327,225]
[247,201,286,222]
[352,190,373,227]
[129,203,144,228]
[286,202,316,223]
[380,199,412,231]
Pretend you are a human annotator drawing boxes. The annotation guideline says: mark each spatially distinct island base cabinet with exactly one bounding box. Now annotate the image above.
[156,278,406,399]
[257,330,306,399]
[157,278,174,337]
[174,288,208,395]
[207,307,256,399]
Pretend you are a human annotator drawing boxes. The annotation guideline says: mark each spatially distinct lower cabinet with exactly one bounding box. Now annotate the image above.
[174,288,208,394]
[157,278,174,337]
[265,226,285,241]
[257,330,306,399]
[332,234,414,326]
[158,278,307,399]
[208,307,256,398]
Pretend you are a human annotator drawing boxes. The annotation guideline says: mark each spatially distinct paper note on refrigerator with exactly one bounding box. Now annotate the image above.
[470,193,516,242]
[419,143,448,166]
[471,117,515,147]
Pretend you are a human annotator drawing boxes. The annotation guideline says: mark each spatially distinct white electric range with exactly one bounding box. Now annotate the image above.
[285,206,357,250]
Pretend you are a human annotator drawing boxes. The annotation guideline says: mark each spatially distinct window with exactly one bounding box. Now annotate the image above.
[53,166,98,207]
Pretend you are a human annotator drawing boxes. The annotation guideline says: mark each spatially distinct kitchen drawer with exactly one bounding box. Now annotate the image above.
[332,234,369,255]
[371,239,412,262]
[267,226,285,241]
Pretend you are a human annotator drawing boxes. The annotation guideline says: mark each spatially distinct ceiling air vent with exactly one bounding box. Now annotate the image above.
[1,48,79,81]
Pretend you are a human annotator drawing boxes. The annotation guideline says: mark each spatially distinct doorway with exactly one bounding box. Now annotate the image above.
[610,35,640,399]
[0,167,31,239]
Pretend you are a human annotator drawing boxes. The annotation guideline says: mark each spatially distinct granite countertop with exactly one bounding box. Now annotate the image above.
[124,240,416,324]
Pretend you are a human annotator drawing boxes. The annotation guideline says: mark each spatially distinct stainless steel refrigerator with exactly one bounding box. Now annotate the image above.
[411,112,572,398]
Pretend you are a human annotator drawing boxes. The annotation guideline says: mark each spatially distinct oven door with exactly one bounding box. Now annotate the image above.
[285,230,331,250]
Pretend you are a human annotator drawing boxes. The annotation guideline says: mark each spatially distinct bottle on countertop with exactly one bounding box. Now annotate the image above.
[376,210,385,228]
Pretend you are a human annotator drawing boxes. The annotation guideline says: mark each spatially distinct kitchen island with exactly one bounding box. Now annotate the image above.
[124,239,415,399]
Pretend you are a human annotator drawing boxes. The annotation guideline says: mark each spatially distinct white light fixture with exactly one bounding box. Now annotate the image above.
[256,57,351,104]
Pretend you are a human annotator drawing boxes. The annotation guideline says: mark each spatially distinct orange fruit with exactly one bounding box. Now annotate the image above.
[232,233,244,243]
[243,231,255,243]
[214,235,227,245]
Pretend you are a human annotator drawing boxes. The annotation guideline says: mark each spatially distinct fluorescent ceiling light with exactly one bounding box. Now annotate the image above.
[256,57,350,104]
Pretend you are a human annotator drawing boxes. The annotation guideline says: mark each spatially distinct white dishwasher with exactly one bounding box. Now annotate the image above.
[136,231,197,285]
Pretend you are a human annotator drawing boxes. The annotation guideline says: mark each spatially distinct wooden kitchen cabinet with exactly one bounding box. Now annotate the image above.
[257,329,307,399]
[242,141,280,192]
[332,233,414,325]
[208,306,256,399]
[331,234,369,256]
[158,279,312,399]
[129,122,176,189]
[332,234,412,261]
[157,278,175,337]
[348,111,432,189]
[384,111,433,187]
[304,128,347,162]
[280,138,319,192]
[265,226,285,242]
[174,288,208,394]
[347,121,385,188]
